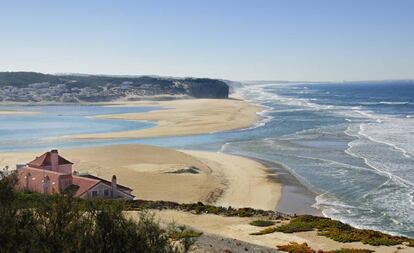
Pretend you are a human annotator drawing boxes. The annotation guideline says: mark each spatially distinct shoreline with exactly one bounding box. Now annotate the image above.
[0,143,317,214]
[0,96,319,214]
[0,96,319,215]
[0,110,38,116]
[182,150,281,211]
[250,156,321,215]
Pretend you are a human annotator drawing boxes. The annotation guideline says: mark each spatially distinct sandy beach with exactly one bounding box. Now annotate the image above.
[72,98,260,139]
[0,110,37,115]
[0,144,280,210]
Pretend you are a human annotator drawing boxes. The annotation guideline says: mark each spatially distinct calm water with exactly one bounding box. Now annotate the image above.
[0,105,157,152]
[0,82,413,237]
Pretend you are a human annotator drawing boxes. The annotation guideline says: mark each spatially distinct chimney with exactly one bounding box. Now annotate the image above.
[111,175,117,197]
[50,149,59,171]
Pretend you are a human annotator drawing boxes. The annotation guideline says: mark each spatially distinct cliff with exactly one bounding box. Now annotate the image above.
[0,72,229,102]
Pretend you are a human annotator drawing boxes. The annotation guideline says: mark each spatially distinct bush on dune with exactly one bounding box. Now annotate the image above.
[277,242,374,253]
[277,242,314,253]
[0,172,193,253]
[249,219,275,227]
[275,215,412,247]
[249,226,278,235]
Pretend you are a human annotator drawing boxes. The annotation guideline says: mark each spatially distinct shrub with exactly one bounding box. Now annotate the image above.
[250,226,278,235]
[277,242,374,253]
[277,242,314,253]
[237,208,254,217]
[275,215,411,247]
[249,219,275,227]
[0,171,193,253]
[324,249,374,253]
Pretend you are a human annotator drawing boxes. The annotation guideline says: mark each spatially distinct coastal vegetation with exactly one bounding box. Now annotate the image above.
[249,219,275,227]
[249,227,278,235]
[2,170,413,252]
[125,200,288,219]
[275,215,414,247]
[0,172,196,253]
[276,242,374,253]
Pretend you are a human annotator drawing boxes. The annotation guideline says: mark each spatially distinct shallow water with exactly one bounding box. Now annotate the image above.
[0,105,157,152]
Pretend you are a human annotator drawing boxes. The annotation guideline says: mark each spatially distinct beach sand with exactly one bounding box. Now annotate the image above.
[72,98,260,139]
[0,144,280,210]
[0,110,37,115]
[184,150,281,210]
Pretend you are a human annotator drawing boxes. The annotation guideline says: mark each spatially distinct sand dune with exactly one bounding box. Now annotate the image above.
[72,99,260,139]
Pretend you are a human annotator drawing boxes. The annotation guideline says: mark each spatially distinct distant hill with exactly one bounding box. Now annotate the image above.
[0,72,229,102]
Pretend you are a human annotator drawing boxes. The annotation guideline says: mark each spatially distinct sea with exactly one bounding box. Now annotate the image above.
[0,81,413,237]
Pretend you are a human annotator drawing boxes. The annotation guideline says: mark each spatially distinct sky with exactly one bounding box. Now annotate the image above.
[0,0,413,81]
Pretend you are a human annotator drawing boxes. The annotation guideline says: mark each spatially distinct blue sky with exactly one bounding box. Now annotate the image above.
[0,0,413,81]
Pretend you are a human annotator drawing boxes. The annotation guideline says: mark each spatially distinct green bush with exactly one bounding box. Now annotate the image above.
[325,249,374,253]
[0,171,193,253]
[277,242,314,253]
[249,219,275,227]
[250,226,278,235]
[275,215,411,247]
[237,208,254,217]
[277,242,374,253]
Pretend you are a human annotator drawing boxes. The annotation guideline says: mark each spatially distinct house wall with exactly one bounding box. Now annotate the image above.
[17,167,63,194]
[59,174,73,191]
[36,164,72,174]
[57,164,72,174]
[81,182,133,200]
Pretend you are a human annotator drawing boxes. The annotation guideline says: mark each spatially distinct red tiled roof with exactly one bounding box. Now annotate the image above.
[80,174,133,192]
[72,176,100,197]
[28,151,73,168]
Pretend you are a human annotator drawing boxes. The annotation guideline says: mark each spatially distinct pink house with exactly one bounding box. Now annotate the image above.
[16,149,134,199]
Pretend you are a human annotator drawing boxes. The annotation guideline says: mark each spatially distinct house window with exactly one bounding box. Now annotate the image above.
[92,191,98,197]
[104,189,109,197]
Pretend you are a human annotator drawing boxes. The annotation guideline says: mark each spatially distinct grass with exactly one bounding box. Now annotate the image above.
[325,249,374,253]
[277,242,374,253]
[277,242,314,253]
[249,219,275,227]
[275,215,412,247]
[249,226,278,235]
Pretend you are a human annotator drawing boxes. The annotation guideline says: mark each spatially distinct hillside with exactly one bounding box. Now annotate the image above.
[0,72,229,102]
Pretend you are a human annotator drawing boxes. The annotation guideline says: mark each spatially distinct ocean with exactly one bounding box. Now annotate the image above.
[134,81,414,237]
[0,81,413,237]
[228,81,414,238]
